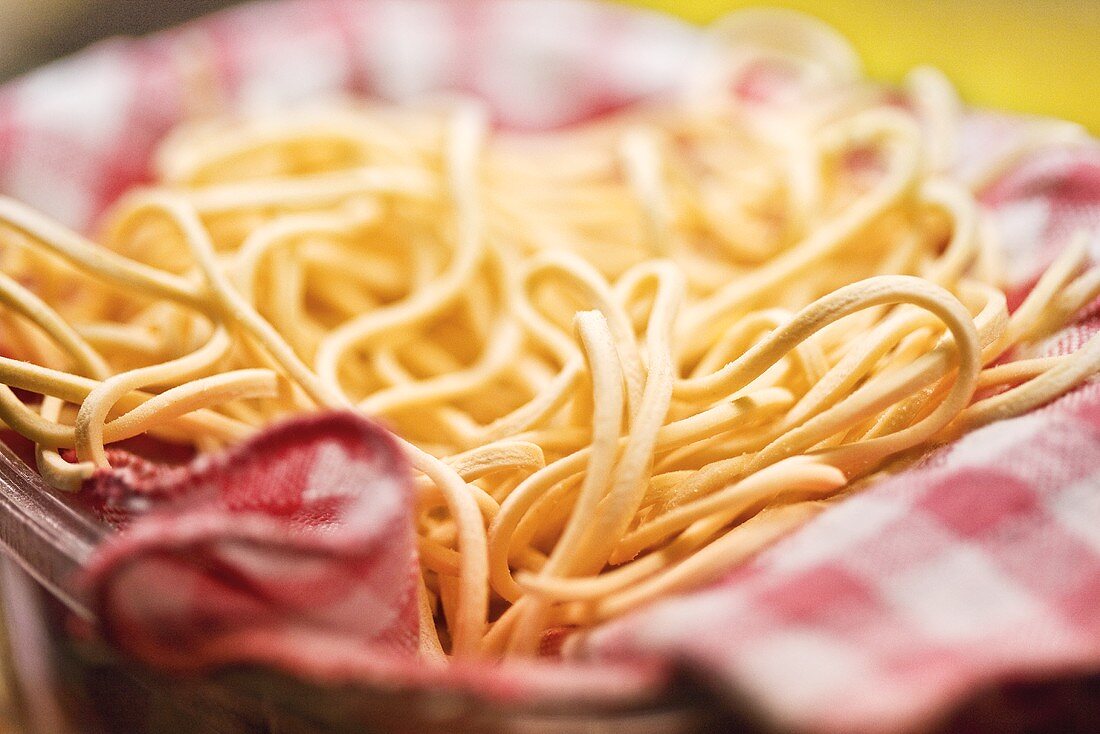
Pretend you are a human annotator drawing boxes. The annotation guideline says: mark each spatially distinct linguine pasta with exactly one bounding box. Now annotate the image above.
[0,10,1097,660]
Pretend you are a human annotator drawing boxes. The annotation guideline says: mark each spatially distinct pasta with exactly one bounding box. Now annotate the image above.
[0,9,1096,660]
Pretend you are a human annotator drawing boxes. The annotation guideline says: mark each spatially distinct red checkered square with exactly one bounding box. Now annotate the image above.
[919,469,1038,538]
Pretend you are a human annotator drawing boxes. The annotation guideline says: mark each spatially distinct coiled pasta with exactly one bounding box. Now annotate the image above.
[0,10,1096,660]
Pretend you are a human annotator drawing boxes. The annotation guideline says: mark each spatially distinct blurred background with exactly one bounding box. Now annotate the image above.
[0,0,1097,131]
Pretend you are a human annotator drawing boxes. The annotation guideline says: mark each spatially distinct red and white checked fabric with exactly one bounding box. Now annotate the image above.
[80,412,422,672]
[1,1,1099,731]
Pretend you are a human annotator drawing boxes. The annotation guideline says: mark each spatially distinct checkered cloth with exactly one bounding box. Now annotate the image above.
[1,1,1099,731]
[80,412,422,671]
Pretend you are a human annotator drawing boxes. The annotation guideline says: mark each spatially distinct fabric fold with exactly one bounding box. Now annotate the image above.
[79,411,421,673]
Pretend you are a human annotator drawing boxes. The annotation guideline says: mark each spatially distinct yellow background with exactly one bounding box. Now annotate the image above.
[618,0,1100,132]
